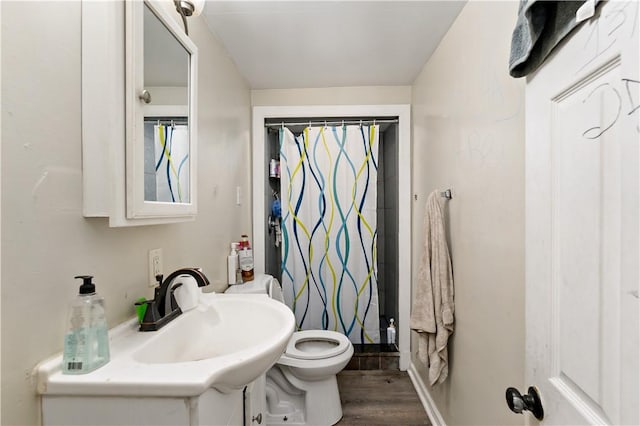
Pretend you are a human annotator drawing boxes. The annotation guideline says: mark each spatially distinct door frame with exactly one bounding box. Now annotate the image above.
[252,104,411,369]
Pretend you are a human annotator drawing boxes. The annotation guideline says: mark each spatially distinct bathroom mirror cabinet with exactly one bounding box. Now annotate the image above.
[82,0,198,227]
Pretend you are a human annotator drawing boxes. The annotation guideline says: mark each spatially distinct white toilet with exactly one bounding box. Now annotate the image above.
[225,274,354,426]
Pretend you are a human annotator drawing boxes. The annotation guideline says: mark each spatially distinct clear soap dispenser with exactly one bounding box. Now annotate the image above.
[62,275,110,374]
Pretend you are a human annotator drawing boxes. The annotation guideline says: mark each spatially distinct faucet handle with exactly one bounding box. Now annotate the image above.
[136,299,161,326]
[169,282,183,311]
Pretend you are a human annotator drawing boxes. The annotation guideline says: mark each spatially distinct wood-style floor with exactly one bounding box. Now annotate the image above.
[336,370,431,425]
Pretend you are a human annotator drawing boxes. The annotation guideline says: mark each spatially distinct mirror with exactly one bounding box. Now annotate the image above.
[80,0,198,226]
[143,4,190,203]
[126,0,198,219]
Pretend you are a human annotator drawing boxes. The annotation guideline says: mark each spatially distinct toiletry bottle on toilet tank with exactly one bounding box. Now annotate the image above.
[238,235,254,282]
[228,242,239,285]
[62,275,110,374]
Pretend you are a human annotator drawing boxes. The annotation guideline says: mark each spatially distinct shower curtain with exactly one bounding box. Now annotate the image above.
[279,125,380,344]
[153,124,190,203]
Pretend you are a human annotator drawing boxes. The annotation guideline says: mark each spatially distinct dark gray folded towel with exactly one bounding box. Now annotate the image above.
[509,0,601,78]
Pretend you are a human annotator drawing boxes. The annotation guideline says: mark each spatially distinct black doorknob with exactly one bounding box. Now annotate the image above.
[506,386,544,420]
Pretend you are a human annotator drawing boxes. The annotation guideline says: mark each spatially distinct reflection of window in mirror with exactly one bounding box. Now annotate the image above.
[143,4,190,203]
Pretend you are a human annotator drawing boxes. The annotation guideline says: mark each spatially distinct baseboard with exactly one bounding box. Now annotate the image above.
[407,362,447,426]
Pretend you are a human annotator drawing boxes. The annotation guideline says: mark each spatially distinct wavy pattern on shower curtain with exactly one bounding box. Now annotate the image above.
[154,124,190,203]
[280,125,380,344]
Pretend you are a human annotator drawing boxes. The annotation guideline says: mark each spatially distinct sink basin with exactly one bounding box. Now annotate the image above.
[132,295,294,391]
[36,293,295,397]
[133,305,224,364]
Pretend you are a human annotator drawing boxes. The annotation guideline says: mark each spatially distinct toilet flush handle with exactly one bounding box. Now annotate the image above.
[252,413,262,424]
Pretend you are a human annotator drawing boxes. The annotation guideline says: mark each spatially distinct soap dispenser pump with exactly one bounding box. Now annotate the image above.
[62,275,110,374]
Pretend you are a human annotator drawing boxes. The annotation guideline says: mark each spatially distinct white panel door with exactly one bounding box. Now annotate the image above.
[526,1,639,424]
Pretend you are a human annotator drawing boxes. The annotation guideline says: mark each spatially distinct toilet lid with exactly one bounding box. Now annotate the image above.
[285,330,351,360]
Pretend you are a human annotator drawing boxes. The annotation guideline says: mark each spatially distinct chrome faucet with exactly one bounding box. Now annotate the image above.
[137,267,210,331]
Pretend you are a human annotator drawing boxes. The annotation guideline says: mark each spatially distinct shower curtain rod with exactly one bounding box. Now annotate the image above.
[144,119,188,126]
[265,118,399,128]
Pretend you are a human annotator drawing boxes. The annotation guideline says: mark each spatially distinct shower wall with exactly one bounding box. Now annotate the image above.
[377,124,399,343]
[264,128,281,281]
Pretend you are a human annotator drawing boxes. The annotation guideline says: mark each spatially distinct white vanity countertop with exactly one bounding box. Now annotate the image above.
[35,293,294,397]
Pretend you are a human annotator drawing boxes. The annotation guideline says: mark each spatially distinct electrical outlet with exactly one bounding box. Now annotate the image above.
[148,248,163,287]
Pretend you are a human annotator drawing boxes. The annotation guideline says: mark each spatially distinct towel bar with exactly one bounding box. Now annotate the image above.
[441,189,452,199]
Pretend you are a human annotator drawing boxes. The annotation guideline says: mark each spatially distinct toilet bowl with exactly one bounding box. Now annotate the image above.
[225,275,354,425]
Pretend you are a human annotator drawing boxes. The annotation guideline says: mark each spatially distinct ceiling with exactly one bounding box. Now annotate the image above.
[202,1,466,90]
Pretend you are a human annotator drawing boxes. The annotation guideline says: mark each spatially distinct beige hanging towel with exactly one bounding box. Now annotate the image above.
[410,190,454,385]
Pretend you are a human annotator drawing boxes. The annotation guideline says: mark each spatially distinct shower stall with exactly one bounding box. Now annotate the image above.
[252,105,411,367]
[262,117,399,346]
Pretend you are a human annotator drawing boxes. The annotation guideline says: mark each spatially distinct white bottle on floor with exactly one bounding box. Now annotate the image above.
[386,318,396,345]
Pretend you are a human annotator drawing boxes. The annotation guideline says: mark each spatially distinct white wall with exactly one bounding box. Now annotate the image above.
[411,2,525,425]
[251,85,411,106]
[0,2,251,425]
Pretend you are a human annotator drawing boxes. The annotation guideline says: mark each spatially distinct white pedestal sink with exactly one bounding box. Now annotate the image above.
[36,293,295,425]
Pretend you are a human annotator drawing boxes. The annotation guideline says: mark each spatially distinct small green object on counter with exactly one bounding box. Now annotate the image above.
[135,297,147,323]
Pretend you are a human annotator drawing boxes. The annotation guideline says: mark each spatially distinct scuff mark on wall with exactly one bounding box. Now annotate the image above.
[30,167,83,213]
[31,170,49,199]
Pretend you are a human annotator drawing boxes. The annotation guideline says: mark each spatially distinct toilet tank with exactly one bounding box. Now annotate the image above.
[224,274,285,304]
[268,278,285,304]
[224,274,271,295]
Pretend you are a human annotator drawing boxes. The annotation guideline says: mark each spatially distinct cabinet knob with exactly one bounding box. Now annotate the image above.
[252,413,262,424]
[139,89,152,104]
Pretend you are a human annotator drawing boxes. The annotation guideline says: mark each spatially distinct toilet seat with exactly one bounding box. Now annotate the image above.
[285,330,351,360]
